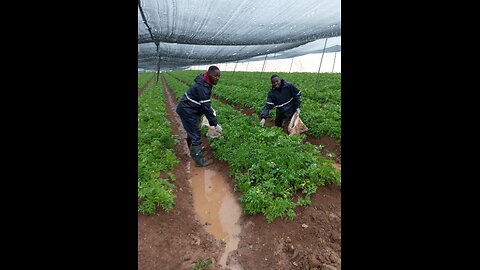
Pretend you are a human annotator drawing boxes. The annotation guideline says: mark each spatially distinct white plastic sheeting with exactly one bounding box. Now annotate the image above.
[189,52,341,73]
[138,0,340,70]
[240,36,341,61]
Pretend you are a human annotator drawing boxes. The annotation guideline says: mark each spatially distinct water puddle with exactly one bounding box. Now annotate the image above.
[161,77,242,269]
[190,166,242,269]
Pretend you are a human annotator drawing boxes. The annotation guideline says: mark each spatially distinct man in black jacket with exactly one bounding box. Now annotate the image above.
[176,66,222,167]
[260,75,302,128]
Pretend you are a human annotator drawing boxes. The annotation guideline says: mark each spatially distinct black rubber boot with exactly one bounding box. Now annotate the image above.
[190,145,206,167]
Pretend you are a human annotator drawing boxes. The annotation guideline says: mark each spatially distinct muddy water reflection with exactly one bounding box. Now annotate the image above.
[190,166,242,268]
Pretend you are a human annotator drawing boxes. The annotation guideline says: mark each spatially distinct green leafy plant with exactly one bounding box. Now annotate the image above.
[190,257,213,270]
[138,78,178,215]
[296,195,311,206]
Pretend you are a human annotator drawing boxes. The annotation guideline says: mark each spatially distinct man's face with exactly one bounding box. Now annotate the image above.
[208,70,221,85]
[271,77,281,89]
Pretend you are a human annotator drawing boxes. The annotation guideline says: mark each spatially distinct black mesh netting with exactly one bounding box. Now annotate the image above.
[138,0,341,71]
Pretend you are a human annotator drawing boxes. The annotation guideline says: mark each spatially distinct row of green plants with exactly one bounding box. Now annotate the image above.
[138,72,155,89]
[138,76,179,215]
[171,70,338,93]
[168,70,341,142]
[163,74,340,223]
[169,70,340,104]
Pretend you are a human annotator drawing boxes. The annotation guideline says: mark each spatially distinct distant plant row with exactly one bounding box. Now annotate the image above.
[138,72,155,89]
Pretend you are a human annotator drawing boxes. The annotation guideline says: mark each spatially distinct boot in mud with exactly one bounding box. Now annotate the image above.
[190,145,208,167]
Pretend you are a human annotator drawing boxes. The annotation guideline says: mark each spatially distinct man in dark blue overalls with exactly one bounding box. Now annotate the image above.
[259,75,302,129]
[176,66,222,167]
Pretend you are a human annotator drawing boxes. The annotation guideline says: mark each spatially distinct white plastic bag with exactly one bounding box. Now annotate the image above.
[288,112,308,135]
[201,108,222,138]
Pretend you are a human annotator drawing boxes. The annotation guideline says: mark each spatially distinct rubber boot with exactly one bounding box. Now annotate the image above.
[190,145,206,167]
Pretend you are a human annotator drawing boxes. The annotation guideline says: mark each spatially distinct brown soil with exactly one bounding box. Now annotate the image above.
[305,136,341,164]
[138,75,341,270]
[212,94,254,117]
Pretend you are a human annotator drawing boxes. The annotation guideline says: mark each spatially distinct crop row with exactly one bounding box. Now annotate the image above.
[138,72,155,89]
[138,76,179,215]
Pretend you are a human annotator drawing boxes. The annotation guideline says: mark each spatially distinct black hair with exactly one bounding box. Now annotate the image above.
[271,74,280,80]
[208,66,220,72]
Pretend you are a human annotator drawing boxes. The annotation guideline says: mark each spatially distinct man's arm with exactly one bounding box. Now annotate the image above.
[197,86,218,126]
[291,84,302,112]
[260,91,274,119]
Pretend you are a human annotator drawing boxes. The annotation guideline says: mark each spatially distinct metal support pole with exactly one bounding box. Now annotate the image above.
[155,60,161,85]
[232,60,238,77]
[155,42,161,85]
[332,51,337,73]
[316,38,328,84]
[288,57,295,73]
[260,54,268,79]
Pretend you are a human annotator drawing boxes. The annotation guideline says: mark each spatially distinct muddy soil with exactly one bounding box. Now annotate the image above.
[138,76,341,270]
[138,78,223,270]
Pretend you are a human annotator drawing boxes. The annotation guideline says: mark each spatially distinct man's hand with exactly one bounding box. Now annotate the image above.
[260,118,266,127]
[215,124,222,133]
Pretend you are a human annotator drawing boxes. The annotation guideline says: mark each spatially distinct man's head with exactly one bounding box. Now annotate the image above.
[271,75,282,89]
[207,66,221,85]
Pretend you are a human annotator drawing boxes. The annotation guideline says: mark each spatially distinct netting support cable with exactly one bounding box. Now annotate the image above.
[138,0,159,48]
[316,38,328,84]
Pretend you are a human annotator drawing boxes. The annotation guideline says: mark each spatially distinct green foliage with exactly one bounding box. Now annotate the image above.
[138,178,175,215]
[138,80,178,215]
[138,72,155,89]
[265,197,296,223]
[190,257,213,270]
[296,195,311,206]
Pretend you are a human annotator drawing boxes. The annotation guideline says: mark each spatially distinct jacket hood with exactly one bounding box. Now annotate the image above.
[194,73,210,87]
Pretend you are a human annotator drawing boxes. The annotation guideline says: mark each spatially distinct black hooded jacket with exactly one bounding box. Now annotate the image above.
[176,73,218,126]
[260,79,302,119]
